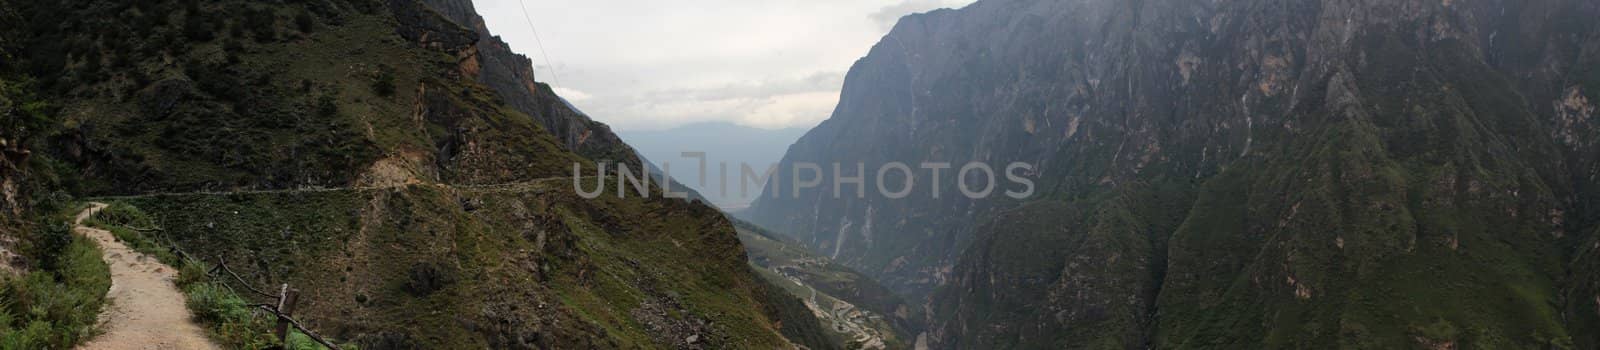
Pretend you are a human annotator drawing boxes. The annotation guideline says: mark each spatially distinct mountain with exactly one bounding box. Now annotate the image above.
[747,0,1600,348]
[412,0,639,165]
[0,0,837,348]
[620,122,809,210]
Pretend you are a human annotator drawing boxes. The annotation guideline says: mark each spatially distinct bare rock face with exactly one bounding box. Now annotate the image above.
[0,0,28,275]
[416,0,642,168]
[748,0,1600,348]
[0,137,23,217]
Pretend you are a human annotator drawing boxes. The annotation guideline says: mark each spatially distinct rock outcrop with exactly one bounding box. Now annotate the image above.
[419,0,641,167]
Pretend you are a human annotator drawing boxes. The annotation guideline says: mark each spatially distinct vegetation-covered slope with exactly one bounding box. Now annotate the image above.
[101,181,819,349]
[1,0,836,348]
[12,0,619,194]
[1,0,115,347]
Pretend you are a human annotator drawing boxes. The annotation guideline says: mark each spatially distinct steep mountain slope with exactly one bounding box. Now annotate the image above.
[3,0,835,348]
[0,0,46,240]
[108,182,823,349]
[414,0,640,164]
[15,0,639,194]
[1,3,116,347]
[748,0,1600,348]
[0,52,30,240]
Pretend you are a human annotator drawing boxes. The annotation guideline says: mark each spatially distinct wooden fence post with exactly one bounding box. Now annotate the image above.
[275,284,301,344]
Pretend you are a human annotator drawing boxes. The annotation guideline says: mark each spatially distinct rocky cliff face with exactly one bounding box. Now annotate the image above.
[0,117,26,218]
[749,0,1600,348]
[0,84,26,274]
[418,0,641,166]
[0,0,38,272]
[0,0,22,217]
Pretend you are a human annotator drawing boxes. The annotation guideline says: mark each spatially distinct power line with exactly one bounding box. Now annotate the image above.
[513,0,563,89]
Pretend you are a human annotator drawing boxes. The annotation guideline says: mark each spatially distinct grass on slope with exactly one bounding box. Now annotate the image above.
[33,1,589,194]
[91,181,812,349]
[22,0,400,194]
[0,203,110,349]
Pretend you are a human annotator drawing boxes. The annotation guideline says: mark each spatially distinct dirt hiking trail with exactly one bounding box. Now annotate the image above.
[74,203,219,350]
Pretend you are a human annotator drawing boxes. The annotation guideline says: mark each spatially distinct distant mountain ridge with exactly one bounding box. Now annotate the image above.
[621,122,809,210]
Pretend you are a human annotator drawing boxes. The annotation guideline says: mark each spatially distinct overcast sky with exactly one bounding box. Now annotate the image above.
[470,0,976,131]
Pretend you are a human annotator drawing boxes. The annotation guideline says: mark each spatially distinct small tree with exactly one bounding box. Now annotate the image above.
[243,8,277,43]
[294,10,314,33]
[371,65,396,97]
[315,94,339,118]
[183,12,216,42]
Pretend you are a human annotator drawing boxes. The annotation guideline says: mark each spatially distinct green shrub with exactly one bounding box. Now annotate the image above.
[371,65,396,97]
[88,202,154,229]
[243,8,277,43]
[86,202,179,265]
[183,13,216,42]
[175,258,210,289]
[23,222,71,272]
[294,10,315,33]
[185,282,270,347]
[0,235,110,349]
[316,94,340,118]
[185,282,251,325]
[0,320,53,349]
[287,331,342,350]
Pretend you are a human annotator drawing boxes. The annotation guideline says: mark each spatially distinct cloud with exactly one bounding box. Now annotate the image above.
[645,72,843,102]
[738,91,843,129]
[471,0,975,131]
[551,87,593,101]
[870,0,964,29]
[579,72,844,131]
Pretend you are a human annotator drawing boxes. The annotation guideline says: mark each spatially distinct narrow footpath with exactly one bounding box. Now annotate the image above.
[74,203,219,350]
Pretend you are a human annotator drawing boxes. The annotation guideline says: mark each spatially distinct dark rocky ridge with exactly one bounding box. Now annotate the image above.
[749,0,1600,348]
[418,0,641,166]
